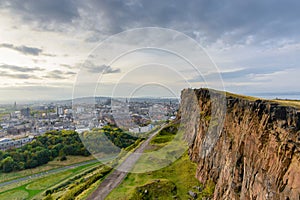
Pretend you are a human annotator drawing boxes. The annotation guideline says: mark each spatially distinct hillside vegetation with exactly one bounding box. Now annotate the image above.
[0,130,90,173]
[107,123,215,200]
[272,99,300,109]
[0,126,138,173]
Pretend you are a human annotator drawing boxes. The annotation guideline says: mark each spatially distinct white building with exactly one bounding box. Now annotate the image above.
[0,136,34,150]
[129,124,154,133]
[76,107,85,113]
[75,128,90,134]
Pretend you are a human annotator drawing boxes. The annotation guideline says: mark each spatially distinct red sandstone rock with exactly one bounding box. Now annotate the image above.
[179,88,300,200]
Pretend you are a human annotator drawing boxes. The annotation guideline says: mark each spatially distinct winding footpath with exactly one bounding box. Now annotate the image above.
[87,126,164,200]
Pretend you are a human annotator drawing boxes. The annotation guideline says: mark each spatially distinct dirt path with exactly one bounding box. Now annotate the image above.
[87,126,163,200]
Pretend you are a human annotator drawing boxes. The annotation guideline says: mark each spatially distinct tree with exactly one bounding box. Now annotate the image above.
[0,151,4,160]
[36,149,50,165]
[25,158,38,169]
[15,161,25,170]
[1,156,15,172]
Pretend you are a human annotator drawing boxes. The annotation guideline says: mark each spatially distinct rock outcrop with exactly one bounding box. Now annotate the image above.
[179,88,300,200]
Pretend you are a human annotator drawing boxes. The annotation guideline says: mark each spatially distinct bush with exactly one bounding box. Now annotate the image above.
[150,123,179,145]
[130,179,177,200]
[60,155,67,161]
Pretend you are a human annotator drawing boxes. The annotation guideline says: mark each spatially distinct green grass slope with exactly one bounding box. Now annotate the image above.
[106,122,215,200]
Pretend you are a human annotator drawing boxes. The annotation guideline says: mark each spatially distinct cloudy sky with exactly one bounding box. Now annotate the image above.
[0,0,300,103]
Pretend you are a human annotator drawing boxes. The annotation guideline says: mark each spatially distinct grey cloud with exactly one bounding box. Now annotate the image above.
[0,43,56,57]
[81,0,300,46]
[43,74,65,80]
[190,66,290,82]
[65,71,77,75]
[2,0,300,46]
[60,64,80,71]
[0,43,43,56]
[104,67,121,74]
[0,70,39,79]
[83,62,121,74]
[0,64,45,72]
[1,0,79,26]
[49,69,76,75]
[42,53,57,57]
[220,67,287,80]
[1,0,299,100]
[43,70,77,80]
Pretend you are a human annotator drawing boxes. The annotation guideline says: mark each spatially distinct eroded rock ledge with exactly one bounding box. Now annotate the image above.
[179,88,300,200]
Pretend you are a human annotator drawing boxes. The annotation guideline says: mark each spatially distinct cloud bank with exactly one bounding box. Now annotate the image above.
[0,0,299,102]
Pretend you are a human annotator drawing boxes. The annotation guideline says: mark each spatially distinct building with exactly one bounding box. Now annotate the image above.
[21,107,31,117]
[129,124,154,133]
[56,107,64,116]
[0,136,34,150]
[7,123,31,135]
[76,107,85,113]
[0,138,11,143]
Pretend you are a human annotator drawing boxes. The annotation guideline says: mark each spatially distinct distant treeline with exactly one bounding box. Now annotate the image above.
[0,126,138,173]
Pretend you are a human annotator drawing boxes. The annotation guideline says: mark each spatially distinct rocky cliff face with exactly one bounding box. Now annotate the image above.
[179,88,300,200]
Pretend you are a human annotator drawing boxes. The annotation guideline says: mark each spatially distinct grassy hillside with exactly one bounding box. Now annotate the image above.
[145,123,179,152]
[106,123,215,200]
[227,91,300,109]
[106,152,201,200]
[272,99,300,109]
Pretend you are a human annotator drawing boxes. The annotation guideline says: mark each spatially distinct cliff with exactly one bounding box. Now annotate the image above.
[179,88,300,200]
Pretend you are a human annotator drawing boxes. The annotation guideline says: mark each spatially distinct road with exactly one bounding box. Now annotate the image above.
[0,159,100,188]
[87,126,164,200]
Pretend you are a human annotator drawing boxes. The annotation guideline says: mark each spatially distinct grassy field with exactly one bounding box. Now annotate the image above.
[0,155,95,184]
[0,160,102,200]
[0,189,29,200]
